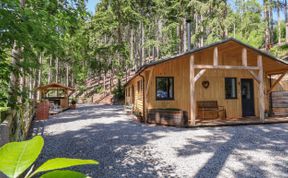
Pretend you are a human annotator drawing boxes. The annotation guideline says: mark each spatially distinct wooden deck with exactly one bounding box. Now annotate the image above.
[195,116,288,127]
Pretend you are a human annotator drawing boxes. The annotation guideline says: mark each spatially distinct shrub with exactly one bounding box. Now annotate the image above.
[112,79,124,100]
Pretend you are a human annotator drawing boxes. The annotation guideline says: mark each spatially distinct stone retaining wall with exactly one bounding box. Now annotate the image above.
[0,104,34,147]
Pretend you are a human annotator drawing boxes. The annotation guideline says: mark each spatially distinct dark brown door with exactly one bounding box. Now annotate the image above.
[241,79,255,117]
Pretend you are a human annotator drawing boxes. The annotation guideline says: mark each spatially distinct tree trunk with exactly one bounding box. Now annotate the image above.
[278,0,281,45]
[48,56,52,83]
[285,0,288,43]
[37,54,42,100]
[140,21,145,66]
[56,57,59,83]
[156,19,162,59]
[269,0,274,45]
[182,18,187,52]
[264,1,271,51]
[66,64,69,86]
[29,75,32,99]
[103,72,106,93]
[200,15,204,47]
[130,28,135,69]
[33,69,39,104]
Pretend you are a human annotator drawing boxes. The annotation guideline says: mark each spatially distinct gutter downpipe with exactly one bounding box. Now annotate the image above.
[269,74,273,116]
[139,73,146,123]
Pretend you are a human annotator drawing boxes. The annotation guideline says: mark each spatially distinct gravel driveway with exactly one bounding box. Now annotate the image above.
[31,104,288,178]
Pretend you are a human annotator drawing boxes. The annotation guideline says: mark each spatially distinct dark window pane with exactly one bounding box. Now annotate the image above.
[156,77,174,100]
[225,78,237,99]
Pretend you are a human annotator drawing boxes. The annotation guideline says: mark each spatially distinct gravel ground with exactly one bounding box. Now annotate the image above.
[31,104,288,178]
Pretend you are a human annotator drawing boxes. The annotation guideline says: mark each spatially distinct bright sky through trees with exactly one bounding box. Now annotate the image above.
[86,0,100,14]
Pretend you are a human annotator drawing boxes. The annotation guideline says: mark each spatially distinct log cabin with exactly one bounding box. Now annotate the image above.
[124,38,288,127]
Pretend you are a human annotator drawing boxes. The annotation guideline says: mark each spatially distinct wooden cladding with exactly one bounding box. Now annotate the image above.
[124,39,288,126]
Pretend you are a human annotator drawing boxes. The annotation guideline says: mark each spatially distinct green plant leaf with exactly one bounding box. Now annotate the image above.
[31,158,98,177]
[0,136,44,178]
[40,170,88,178]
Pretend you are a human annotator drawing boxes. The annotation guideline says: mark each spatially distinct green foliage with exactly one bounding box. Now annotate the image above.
[40,170,87,178]
[0,54,10,107]
[30,158,97,177]
[270,44,288,58]
[0,136,98,178]
[0,136,44,178]
[112,79,125,100]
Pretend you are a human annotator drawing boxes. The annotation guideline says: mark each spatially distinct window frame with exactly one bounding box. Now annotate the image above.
[155,76,174,100]
[225,77,237,99]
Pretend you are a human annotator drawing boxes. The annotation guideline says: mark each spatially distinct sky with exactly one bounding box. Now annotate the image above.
[86,0,100,14]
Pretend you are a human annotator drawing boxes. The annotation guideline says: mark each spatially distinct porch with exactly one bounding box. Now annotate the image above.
[195,116,288,127]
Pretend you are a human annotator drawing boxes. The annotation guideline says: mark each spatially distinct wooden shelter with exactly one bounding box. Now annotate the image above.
[37,83,75,111]
[124,38,288,127]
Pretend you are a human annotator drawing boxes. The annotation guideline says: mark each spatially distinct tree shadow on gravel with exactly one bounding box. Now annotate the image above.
[176,124,288,178]
[31,104,185,178]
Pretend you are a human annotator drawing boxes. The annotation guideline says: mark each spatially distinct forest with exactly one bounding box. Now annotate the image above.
[1,0,288,110]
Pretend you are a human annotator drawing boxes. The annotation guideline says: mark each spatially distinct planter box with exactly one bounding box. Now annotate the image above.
[148,109,188,127]
[36,101,49,120]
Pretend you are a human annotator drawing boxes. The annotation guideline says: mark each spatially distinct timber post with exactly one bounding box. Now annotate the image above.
[258,55,265,121]
[189,55,196,126]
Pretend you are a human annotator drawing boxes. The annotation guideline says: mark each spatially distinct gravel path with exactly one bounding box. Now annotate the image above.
[31,104,288,178]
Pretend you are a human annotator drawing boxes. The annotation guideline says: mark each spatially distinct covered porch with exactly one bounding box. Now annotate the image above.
[189,39,288,126]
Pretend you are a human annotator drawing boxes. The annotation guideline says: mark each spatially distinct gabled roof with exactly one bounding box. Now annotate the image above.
[125,38,288,86]
[37,83,75,91]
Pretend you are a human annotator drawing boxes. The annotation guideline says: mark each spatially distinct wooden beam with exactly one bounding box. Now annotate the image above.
[144,68,154,123]
[193,69,206,83]
[267,69,288,75]
[213,47,218,66]
[267,72,286,94]
[242,48,247,66]
[248,70,260,83]
[193,65,259,70]
[258,55,265,121]
[189,55,196,126]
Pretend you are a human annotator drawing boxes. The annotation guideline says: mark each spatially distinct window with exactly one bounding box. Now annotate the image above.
[156,77,174,100]
[225,78,237,99]
[137,80,141,92]
[141,80,144,91]
[137,80,144,93]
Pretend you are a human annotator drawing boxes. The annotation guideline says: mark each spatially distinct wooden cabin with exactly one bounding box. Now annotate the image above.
[37,83,75,114]
[124,38,288,127]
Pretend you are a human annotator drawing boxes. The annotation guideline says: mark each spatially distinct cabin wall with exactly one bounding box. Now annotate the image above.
[145,56,190,114]
[125,44,274,120]
[194,48,269,118]
[125,76,144,115]
[194,69,269,118]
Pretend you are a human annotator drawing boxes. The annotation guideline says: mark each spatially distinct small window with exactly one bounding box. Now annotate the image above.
[225,78,237,99]
[141,80,144,91]
[137,81,141,92]
[156,77,174,100]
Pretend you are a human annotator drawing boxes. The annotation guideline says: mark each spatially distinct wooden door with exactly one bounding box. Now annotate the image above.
[241,79,255,117]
